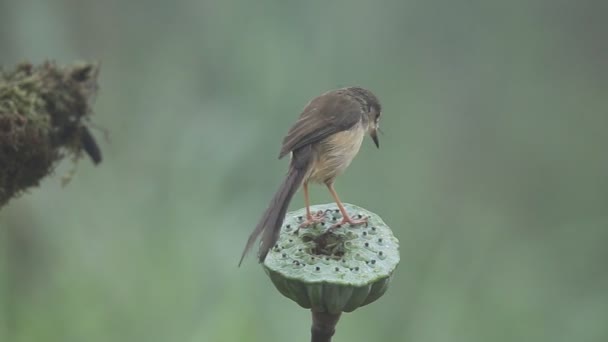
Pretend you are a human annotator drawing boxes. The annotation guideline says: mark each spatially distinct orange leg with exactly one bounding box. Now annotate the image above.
[304,182,313,219]
[299,182,325,228]
[326,182,368,228]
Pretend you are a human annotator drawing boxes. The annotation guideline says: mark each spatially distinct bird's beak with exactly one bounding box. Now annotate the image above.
[370,128,380,148]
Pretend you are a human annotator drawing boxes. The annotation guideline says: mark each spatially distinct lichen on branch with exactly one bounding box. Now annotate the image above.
[0,61,102,209]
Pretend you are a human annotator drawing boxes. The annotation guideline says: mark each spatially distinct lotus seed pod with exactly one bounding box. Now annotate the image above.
[263,203,399,315]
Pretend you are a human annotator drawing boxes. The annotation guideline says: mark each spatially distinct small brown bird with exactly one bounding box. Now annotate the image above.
[239,87,382,265]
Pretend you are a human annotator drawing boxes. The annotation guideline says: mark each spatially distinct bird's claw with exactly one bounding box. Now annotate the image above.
[299,210,326,228]
[330,216,368,229]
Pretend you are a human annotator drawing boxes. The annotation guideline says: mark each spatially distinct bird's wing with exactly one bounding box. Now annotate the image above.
[278,92,363,159]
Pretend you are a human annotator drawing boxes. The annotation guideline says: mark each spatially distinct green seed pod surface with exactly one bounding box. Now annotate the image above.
[263,203,399,314]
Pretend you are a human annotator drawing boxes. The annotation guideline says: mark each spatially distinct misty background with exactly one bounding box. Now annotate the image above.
[1,0,607,341]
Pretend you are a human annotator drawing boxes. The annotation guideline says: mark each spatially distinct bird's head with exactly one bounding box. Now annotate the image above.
[367,102,381,149]
[347,87,382,148]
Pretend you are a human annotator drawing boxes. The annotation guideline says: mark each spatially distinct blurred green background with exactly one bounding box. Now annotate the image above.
[1,0,607,341]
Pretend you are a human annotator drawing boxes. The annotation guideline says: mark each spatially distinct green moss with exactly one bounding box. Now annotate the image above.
[0,61,101,208]
[263,203,399,314]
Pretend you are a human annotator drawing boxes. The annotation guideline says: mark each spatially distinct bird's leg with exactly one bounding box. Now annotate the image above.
[326,182,368,228]
[299,182,325,228]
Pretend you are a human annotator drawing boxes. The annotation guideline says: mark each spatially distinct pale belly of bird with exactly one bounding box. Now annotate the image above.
[308,123,366,184]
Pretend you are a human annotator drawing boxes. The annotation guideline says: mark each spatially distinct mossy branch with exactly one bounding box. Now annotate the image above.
[0,61,102,209]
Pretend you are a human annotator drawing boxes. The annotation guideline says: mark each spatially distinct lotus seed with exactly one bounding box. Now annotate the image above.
[379,251,383,256]
[335,267,339,271]
[355,267,360,271]
[315,266,320,271]
[371,259,376,264]
[378,238,383,243]
[357,214,362,219]
[371,227,376,231]
[364,242,369,247]
[363,231,367,236]
[282,253,287,257]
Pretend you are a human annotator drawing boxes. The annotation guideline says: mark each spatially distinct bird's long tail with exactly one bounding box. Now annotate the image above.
[239,151,310,265]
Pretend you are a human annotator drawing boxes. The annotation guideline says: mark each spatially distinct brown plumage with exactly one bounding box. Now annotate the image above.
[239,87,382,265]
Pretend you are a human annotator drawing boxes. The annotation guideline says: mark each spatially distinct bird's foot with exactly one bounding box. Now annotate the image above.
[299,210,326,228]
[330,215,368,229]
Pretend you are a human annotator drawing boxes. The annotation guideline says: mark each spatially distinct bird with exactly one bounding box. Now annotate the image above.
[239,86,382,265]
